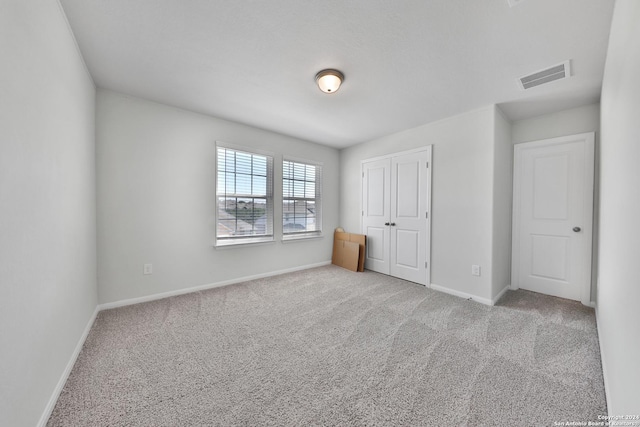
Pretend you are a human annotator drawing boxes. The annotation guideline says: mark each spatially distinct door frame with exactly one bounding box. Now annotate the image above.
[511,132,595,305]
[360,146,432,286]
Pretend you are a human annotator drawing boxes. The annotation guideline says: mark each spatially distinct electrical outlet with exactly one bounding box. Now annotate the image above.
[471,265,481,276]
[143,263,153,275]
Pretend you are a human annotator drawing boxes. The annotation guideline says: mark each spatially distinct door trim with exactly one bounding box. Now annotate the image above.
[511,132,595,305]
[360,146,433,164]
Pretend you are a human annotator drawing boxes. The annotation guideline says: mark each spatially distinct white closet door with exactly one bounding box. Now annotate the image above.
[362,147,431,286]
[390,151,428,285]
[362,158,391,274]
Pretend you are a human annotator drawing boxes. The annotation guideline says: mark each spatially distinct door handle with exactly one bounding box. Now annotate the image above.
[573,226,581,232]
[384,222,390,226]
[390,223,396,226]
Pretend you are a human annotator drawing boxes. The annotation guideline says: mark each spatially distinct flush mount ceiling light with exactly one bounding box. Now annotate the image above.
[315,69,344,94]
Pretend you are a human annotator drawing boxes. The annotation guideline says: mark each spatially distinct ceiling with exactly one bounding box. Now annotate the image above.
[59,0,614,148]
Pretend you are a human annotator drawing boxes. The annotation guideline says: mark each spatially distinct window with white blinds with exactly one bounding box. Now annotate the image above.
[282,159,322,239]
[216,145,273,245]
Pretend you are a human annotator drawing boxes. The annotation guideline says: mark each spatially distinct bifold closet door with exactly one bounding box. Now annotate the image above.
[362,148,430,285]
[389,151,428,284]
[362,158,391,275]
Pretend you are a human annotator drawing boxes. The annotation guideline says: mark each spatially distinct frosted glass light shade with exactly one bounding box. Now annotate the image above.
[315,69,344,93]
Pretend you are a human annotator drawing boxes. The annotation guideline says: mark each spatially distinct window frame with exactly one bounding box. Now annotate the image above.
[215,142,275,247]
[282,157,323,241]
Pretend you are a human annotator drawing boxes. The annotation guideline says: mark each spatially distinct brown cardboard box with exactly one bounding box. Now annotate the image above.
[332,230,366,272]
[332,239,360,272]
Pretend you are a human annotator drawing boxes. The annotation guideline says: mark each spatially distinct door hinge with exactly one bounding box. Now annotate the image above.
[362,210,364,216]
[425,211,428,219]
[362,171,364,178]
[425,261,428,268]
[426,161,429,168]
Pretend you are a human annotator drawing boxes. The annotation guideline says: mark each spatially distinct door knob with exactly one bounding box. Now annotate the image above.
[573,226,581,232]
[390,223,396,226]
[384,222,390,226]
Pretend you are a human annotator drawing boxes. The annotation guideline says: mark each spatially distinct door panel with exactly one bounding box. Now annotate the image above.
[513,133,594,303]
[396,161,419,218]
[530,234,569,281]
[365,226,386,262]
[390,152,428,284]
[362,159,390,274]
[395,229,419,268]
[533,154,569,219]
[366,166,386,216]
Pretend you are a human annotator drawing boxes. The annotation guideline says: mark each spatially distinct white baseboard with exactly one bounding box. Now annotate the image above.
[595,303,611,416]
[37,306,99,427]
[38,262,332,425]
[428,283,510,306]
[510,285,596,308]
[430,283,493,306]
[98,260,332,311]
[492,284,511,305]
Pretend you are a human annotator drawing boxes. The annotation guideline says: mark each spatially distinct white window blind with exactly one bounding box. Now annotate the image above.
[216,145,273,245]
[282,159,322,238]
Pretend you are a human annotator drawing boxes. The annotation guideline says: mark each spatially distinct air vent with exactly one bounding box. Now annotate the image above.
[518,61,571,90]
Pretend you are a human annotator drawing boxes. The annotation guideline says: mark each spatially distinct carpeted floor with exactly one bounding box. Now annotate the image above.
[48,265,606,426]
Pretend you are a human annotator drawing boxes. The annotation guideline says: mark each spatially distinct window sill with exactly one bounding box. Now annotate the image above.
[281,233,324,243]
[214,237,275,249]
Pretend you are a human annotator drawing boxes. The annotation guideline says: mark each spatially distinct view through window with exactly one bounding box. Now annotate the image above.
[216,146,273,243]
[283,159,322,237]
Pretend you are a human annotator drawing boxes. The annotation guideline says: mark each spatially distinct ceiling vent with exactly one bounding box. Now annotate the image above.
[518,61,571,90]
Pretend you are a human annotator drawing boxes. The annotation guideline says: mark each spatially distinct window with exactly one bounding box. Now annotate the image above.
[282,159,322,239]
[216,145,273,245]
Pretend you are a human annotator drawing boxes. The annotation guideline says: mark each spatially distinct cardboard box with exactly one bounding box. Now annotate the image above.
[332,239,360,272]
[332,230,366,272]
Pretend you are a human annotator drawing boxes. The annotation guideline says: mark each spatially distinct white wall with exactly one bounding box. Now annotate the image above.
[511,103,601,302]
[491,107,513,298]
[598,0,640,415]
[0,2,97,426]
[512,104,600,145]
[97,90,340,304]
[340,107,504,302]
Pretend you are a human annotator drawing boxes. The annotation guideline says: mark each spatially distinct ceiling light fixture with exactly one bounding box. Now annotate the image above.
[315,69,344,94]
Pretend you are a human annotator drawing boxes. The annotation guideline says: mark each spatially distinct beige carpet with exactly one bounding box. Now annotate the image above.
[48,265,606,426]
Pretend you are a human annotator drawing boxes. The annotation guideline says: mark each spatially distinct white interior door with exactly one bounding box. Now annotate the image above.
[390,151,429,284]
[362,158,390,274]
[512,133,595,304]
[362,148,431,286]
